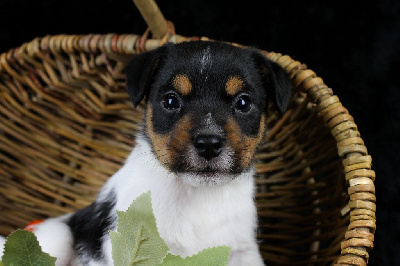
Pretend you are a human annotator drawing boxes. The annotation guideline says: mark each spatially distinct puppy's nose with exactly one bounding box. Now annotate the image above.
[193,135,223,161]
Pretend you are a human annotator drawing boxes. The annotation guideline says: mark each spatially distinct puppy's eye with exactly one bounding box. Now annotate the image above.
[234,95,252,113]
[162,93,182,110]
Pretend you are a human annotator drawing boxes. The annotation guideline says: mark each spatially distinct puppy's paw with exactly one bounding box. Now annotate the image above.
[33,217,76,266]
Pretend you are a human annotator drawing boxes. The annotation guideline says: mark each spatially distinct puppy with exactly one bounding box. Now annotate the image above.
[0,41,291,265]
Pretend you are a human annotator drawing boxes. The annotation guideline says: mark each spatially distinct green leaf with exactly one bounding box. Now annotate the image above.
[2,229,56,266]
[161,246,231,266]
[110,191,169,266]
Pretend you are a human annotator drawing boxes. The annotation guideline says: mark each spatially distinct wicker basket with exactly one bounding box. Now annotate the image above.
[0,1,376,265]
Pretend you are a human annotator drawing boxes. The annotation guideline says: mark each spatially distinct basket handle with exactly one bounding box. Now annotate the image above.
[133,0,168,39]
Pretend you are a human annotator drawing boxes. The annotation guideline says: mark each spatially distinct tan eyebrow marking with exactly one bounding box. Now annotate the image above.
[226,76,244,96]
[172,74,192,95]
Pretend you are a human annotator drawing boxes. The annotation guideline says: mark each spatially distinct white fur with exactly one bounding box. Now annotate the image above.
[33,215,79,266]
[0,135,264,266]
[200,46,211,79]
[0,216,78,266]
[0,235,5,259]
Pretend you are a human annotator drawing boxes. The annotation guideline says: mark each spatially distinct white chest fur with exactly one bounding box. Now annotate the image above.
[100,136,264,265]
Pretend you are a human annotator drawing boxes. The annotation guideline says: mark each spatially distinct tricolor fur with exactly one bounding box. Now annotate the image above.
[0,41,292,266]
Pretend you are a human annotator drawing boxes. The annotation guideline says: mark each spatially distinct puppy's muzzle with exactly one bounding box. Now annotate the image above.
[193,134,224,161]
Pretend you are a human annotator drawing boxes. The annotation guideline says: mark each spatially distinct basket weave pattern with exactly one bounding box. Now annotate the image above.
[0,33,375,265]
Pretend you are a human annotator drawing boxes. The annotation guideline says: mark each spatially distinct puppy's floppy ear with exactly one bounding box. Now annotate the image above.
[252,51,292,114]
[125,46,168,107]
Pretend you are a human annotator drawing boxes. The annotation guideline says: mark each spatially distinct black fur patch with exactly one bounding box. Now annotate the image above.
[67,190,116,263]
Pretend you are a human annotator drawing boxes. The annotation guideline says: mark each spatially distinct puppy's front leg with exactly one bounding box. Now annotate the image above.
[29,217,76,266]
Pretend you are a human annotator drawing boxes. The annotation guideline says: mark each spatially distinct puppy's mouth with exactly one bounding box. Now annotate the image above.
[174,149,242,187]
[180,166,234,178]
[193,168,230,177]
[177,170,238,187]
[184,146,235,172]
[166,149,250,186]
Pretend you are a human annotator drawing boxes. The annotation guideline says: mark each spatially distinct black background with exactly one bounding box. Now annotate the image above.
[0,0,399,265]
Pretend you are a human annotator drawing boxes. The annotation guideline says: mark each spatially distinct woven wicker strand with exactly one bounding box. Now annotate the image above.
[0,2,375,264]
[266,52,376,265]
[132,0,168,39]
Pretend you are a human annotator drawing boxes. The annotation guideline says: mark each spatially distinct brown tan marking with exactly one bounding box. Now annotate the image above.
[172,74,192,95]
[225,76,244,96]
[224,115,266,169]
[146,104,192,170]
[146,105,170,167]
[169,115,192,163]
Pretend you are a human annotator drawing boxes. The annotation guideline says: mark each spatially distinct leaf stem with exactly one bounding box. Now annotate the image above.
[130,224,149,266]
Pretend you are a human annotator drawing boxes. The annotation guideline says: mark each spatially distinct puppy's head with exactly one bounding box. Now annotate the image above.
[126,41,292,186]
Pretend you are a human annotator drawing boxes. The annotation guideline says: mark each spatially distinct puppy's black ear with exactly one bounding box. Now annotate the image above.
[125,46,168,107]
[252,51,292,114]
